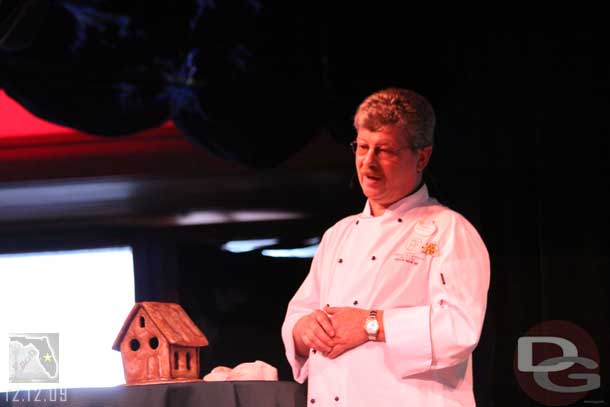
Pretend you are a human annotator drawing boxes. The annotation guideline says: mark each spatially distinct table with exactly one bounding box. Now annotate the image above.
[2,381,306,407]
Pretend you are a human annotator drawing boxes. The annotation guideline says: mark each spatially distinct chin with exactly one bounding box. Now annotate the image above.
[359,185,375,197]
[361,190,384,202]
[359,182,382,197]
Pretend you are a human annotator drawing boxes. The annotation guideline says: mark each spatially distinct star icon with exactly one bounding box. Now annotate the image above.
[42,353,53,362]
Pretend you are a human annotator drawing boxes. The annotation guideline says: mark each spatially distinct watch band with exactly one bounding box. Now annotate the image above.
[366,309,379,341]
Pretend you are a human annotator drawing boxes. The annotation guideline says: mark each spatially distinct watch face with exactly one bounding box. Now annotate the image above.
[366,319,379,334]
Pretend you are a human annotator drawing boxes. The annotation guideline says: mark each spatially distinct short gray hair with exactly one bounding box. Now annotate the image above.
[353,88,435,149]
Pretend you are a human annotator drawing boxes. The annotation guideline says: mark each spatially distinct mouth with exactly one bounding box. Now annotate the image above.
[363,173,381,181]
[362,174,382,186]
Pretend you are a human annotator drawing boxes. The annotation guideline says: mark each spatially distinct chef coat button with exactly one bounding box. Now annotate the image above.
[310,398,315,404]
[356,219,359,225]
[371,255,376,260]
[338,258,343,263]
[326,304,330,307]
[312,349,317,354]
[335,396,340,401]
[398,218,403,223]
[353,300,358,305]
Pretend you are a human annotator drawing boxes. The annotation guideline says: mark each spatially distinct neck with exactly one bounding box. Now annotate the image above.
[369,179,424,217]
[369,201,387,217]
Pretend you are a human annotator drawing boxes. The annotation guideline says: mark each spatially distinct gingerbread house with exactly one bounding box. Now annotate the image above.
[112,302,208,385]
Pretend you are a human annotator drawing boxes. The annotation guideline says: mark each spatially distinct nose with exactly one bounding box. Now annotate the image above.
[361,147,379,167]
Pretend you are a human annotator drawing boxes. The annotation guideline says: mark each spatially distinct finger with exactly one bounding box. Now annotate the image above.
[300,315,333,349]
[326,344,345,359]
[324,306,339,314]
[315,311,335,337]
[301,333,329,353]
[302,319,334,349]
[309,332,332,352]
[313,326,335,348]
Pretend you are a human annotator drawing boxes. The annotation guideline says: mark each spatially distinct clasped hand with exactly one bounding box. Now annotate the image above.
[293,306,369,359]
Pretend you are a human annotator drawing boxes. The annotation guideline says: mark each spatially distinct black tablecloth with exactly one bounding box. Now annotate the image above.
[2,381,306,407]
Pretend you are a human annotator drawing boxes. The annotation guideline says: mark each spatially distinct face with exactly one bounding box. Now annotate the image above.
[355,126,432,215]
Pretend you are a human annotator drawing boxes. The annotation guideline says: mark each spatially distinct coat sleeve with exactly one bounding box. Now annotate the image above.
[382,212,490,379]
[280,227,332,383]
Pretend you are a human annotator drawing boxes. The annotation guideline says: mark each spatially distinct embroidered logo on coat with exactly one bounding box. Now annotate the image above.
[414,219,437,236]
[421,242,439,256]
[394,218,438,263]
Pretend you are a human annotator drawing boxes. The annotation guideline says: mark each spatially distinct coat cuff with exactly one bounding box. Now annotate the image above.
[382,306,432,378]
[281,313,310,383]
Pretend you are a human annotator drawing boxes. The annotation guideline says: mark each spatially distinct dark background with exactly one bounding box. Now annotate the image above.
[1,3,608,406]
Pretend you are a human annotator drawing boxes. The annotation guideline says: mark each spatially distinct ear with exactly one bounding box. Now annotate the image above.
[416,146,433,172]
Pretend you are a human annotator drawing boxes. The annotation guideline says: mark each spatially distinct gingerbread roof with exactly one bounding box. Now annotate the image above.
[112,302,208,351]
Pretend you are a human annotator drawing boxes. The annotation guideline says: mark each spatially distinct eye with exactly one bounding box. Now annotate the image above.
[373,147,389,157]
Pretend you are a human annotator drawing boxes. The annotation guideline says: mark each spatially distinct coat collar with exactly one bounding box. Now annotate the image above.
[361,183,431,220]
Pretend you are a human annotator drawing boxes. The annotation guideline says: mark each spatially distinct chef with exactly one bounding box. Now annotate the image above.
[282,88,490,406]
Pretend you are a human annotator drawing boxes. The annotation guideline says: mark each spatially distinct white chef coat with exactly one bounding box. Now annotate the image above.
[281,184,490,406]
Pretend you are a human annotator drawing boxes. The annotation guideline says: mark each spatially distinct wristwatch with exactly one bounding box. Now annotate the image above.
[364,310,379,341]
